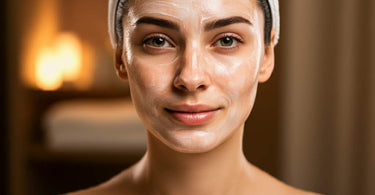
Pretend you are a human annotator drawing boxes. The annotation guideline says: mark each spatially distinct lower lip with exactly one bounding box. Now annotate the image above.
[167,110,218,125]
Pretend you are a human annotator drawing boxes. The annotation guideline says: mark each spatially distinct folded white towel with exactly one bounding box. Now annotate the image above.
[44,99,146,153]
[269,0,280,45]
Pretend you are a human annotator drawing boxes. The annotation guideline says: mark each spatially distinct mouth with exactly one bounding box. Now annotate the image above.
[165,105,221,125]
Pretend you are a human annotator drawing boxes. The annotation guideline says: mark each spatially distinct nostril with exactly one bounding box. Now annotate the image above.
[197,84,206,90]
[173,64,211,92]
[174,82,207,92]
[178,84,188,91]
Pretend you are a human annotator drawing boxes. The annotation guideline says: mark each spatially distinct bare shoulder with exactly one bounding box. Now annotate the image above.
[284,186,323,195]
[249,165,323,195]
[274,178,322,195]
[63,167,139,195]
[63,187,107,195]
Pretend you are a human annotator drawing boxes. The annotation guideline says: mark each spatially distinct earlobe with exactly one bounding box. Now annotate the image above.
[258,30,276,83]
[115,46,128,80]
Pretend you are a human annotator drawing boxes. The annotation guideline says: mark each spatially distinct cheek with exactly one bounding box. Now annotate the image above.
[125,57,172,126]
[207,48,262,101]
[128,57,172,94]
[124,38,177,95]
[126,56,178,119]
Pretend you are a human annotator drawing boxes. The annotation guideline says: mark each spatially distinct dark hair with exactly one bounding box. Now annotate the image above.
[115,0,273,48]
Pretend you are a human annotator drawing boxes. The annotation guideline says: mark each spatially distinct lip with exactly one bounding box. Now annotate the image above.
[165,104,220,125]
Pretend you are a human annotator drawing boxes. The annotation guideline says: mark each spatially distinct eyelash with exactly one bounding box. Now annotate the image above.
[212,33,244,49]
[142,34,175,48]
[141,33,243,50]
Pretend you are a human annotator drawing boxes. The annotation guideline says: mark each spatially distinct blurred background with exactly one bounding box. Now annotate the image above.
[2,0,374,194]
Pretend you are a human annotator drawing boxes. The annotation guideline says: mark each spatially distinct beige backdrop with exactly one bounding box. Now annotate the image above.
[280,0,375,195]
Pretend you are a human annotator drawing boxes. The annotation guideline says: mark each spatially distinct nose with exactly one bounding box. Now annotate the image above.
[173,43,211,92]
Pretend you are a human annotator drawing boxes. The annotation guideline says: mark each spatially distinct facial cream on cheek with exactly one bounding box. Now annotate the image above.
[211,50,258,79]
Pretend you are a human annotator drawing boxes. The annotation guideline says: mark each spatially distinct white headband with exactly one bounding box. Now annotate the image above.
[108,0,280,47]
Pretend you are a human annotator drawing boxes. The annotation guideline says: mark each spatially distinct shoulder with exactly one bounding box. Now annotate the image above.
[62,182,128,195]
[248,165,323,195]
[63,187,106,195]
[63,167,139,195]
[281,185,323,195]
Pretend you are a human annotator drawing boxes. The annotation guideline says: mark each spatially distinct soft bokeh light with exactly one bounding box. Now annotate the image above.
[35,47,63,91]
[21,0,58,89]
[56,33,82,82]
[35,32,82,91]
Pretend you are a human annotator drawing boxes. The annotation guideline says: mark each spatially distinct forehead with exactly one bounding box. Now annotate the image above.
[127,0,259,23]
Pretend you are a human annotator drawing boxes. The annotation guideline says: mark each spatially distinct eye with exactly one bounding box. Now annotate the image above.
[213,35,243,48]
[143,35,174,48]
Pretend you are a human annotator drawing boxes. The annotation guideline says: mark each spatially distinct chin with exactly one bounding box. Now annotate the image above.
[161,129,220,154]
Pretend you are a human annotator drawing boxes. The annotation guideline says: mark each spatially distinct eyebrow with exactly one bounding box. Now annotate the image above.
[204,16,252,31]
[133,16,252,32]
[134,16,180,30]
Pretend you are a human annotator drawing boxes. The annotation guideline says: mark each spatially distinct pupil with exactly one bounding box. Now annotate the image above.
[153,38,165,46]
[221,37,233,45]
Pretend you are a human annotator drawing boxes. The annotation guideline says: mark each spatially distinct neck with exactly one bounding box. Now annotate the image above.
[135,125,253,195]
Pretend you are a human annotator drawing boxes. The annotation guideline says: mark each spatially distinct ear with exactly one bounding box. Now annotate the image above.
[258,30,276,83]
[115,45,128,81]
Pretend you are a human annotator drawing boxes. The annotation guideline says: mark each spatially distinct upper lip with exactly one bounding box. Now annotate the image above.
[165,104,221,113]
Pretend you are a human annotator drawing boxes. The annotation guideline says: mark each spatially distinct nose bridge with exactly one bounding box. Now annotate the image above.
[184,40,201,72]
[174,39,210,91]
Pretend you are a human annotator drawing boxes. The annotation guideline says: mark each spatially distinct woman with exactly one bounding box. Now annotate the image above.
[69,0,320,194]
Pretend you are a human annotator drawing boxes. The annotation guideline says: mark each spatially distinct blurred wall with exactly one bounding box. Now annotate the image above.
[2,0,9,194]
[281,0,375,195]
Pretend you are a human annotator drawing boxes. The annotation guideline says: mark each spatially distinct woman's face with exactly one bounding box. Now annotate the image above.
[118,0,274,153]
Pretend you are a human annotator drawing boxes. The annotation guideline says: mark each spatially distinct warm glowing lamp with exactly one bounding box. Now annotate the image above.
[35,32,82,91]
[35,47,63,91]
[56,33,82,82]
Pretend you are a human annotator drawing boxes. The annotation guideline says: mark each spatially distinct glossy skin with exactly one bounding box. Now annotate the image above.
[119,0,273,153]
[67,0,321,194]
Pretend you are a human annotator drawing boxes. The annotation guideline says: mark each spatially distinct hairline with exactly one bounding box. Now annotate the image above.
[114,0,272,49]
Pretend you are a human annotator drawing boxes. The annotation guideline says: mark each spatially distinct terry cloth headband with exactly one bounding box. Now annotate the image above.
[108,0,280,47]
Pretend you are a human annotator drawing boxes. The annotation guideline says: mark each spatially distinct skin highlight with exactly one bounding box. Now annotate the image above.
[67,0,320,194]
